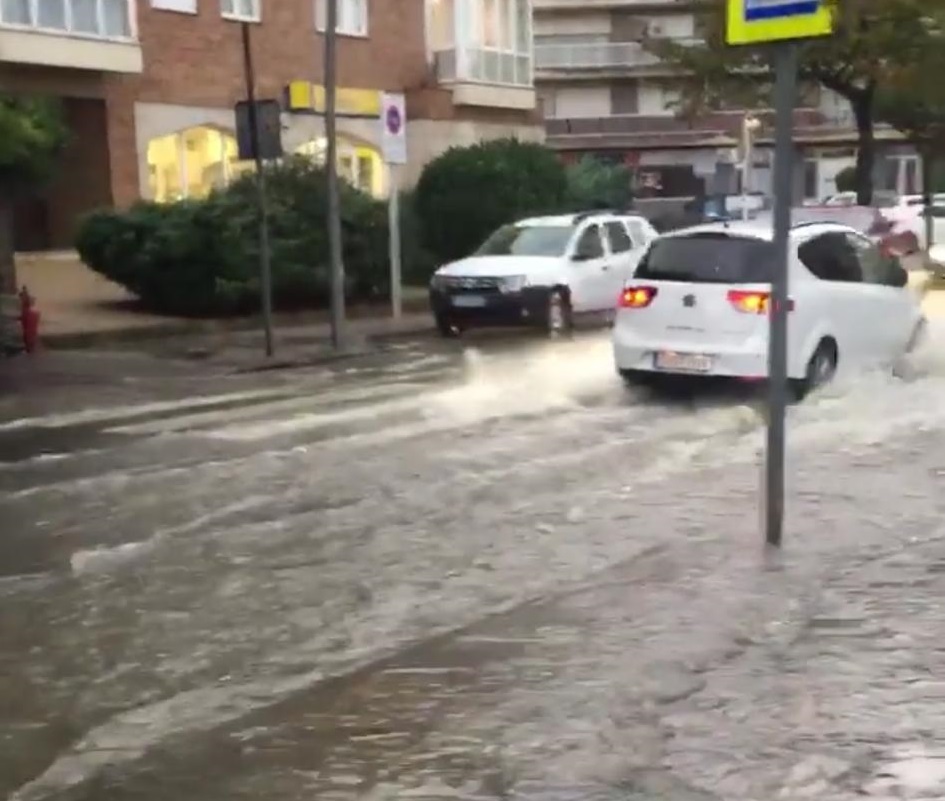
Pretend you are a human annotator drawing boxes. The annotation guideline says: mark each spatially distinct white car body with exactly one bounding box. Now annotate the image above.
[612,220,923,385]
[429,212,659,332]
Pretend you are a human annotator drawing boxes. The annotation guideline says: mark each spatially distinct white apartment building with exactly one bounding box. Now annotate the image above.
[532,0,920,202]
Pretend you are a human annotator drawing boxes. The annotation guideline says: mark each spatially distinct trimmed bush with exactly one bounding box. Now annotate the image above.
[76,157,394,317]
[415,138,568,265]
[834,166,857,193]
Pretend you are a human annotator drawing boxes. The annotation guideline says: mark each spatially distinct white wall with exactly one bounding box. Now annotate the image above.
[636,82,678,116]
[553,85,610,117]
[533,12,610,35]
[648,13,695,38]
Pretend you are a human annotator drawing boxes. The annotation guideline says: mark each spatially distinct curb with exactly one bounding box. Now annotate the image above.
[40,301,433,351]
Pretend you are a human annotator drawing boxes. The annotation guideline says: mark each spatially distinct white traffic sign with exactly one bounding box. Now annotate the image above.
[380,92,407,165]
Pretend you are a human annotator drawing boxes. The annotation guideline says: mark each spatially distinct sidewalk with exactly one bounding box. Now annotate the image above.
[15,251,433,350]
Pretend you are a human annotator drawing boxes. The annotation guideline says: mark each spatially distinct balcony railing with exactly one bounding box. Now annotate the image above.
[0,0,134,40]
[535,38,701,71]
[434,47,533,87]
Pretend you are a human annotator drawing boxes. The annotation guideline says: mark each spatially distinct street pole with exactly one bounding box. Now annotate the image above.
[765,42,798,548]
[323,0,346,349]
[240,22,274,358]
[388,167,402,318]
[742,116,753,221]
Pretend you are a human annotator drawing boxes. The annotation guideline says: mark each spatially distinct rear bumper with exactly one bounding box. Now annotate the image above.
[612,327,772,379]
[430,287,552,328]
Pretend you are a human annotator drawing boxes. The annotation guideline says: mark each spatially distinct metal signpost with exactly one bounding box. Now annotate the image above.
[380,93,408,319]
[324,0,346,350]
[725,0,833,547]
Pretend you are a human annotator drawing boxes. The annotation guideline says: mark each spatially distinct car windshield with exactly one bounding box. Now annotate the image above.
[635,232,775,284]
[475,224,574,257]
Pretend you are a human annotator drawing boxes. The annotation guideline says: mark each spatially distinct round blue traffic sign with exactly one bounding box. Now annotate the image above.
[386,104,402,135]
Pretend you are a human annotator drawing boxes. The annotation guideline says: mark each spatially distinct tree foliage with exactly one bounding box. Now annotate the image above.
[563,156,634,211]
[654,0,944,204]
[0,94,66,192]
[415,138,568,264]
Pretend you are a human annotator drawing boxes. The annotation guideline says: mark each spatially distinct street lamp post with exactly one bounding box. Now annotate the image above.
[323,0,346,350]
[741,114,761,220]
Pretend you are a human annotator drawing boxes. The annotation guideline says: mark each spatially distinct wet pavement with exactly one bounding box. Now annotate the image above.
[5,329,945,800]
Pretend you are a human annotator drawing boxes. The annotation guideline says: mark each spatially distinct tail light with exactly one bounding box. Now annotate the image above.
[619,285,658,308]
[727,290,794,314]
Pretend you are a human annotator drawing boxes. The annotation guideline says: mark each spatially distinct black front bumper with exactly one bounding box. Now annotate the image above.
[430,287,552,328]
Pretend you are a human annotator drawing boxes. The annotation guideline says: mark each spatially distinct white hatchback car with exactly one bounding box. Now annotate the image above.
[612,220,925,397]
[429,211,658,337]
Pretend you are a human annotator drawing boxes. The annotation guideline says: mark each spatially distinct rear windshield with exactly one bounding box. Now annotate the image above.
[635,233,775,283]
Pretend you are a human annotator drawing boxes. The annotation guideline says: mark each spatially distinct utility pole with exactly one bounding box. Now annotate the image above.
[323,0,346,349]
[240,21,274,358]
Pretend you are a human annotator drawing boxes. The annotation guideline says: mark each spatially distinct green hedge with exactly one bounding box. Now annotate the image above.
[76,157,393,317]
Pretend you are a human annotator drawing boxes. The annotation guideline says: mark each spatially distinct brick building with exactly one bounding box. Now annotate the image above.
[533,0,920,205]
[0,0,541,251]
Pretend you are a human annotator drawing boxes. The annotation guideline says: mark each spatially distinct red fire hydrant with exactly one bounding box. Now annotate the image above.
[19,286,40,354]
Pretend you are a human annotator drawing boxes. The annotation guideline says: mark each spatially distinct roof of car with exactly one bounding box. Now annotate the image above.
[660,219,856,243]
[516,211,647,227]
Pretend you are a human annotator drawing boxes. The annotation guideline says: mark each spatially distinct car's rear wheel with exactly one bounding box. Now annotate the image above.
[792,340,837,400]
[546,289,573,338]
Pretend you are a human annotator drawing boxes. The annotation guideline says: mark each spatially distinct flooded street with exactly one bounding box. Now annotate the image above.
[4,314,945,800]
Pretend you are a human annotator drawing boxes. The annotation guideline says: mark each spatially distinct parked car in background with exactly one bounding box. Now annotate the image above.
[612,219,925,399]
[428,211,659,337]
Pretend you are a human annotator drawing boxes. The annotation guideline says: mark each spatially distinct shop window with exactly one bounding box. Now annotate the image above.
[147,126,249,203]
[295,136,384,197]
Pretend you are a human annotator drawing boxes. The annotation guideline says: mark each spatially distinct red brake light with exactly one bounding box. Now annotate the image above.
[619,285,658,308]
[727,290,794,314]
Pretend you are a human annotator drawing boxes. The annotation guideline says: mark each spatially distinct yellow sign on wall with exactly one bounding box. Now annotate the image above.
[726,0,833,46]
[285,81,382,117]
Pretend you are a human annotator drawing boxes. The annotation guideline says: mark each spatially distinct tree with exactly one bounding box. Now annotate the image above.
[654,0,940,205]
[564,156,634,211]
[0,94,66,346]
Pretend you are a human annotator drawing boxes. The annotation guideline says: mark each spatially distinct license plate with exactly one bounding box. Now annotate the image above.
[452,295,486,308]
[654,351,714,373]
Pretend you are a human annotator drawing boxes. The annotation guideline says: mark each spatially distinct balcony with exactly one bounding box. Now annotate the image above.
[544,109,840,149]
[0,0,142,73]
[433,47,535,110]
[535,38,701,75]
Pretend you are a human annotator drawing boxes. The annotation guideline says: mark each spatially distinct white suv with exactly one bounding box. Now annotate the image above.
[429,211,658,337]
[612,220,925,397]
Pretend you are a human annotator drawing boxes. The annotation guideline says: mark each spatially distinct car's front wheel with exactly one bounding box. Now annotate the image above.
[545,289,573,338]
[435,314,461,338]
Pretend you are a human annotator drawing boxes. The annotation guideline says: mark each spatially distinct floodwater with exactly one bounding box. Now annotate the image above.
[4,291,945,800]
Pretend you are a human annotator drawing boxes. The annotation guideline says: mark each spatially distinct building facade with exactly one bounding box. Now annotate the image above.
[1,0,541,251]
[533,0,920,205]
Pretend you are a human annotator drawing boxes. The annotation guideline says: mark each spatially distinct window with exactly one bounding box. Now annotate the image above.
[610,84,639,115]
[436,0,531,87]
[605,221,634,253]
[798,232,862,283]
[845,232,901,286]
[476,224,574,257]
[574,225,605,260]
[0,0,133,36]
[147,126,251,203]
[316,0,368,36]
[221,0,259,22]
[636,233,775,283]
[295,137,383,196]
[627,220,649,245]
[151,0,196,12]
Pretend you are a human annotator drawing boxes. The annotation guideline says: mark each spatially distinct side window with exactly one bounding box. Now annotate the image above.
[604,221,634,253]
[574,224,605,260]
[628,220,649,245]
[798,232,863,283]
[845,232,892,285]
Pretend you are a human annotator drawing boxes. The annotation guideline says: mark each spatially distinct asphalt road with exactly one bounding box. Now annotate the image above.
[4,327,945,800]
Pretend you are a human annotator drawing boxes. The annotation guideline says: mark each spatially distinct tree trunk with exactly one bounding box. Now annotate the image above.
[852,94,875,206]
[0,196,18,355]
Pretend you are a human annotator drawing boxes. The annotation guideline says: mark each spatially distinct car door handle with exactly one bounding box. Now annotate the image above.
[601,264,611,271]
